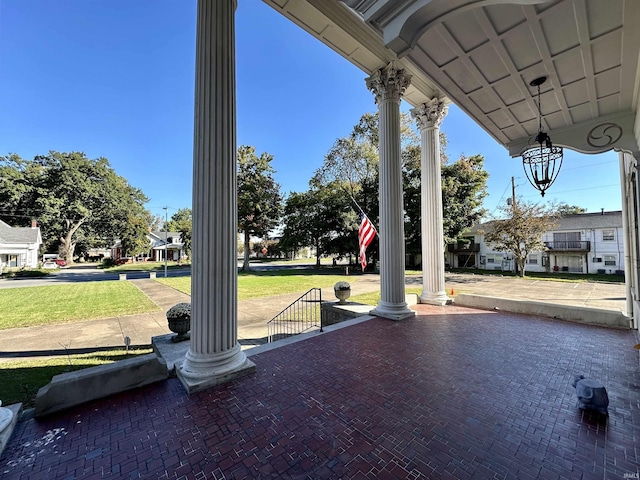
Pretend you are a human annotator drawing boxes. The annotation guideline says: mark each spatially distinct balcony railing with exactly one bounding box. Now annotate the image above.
[447,243,480,253]
[544,241,591,251]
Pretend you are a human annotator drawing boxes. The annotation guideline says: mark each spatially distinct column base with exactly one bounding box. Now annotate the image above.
[177,344,256,394]
[419,291,449,306]
[370,301,416,321]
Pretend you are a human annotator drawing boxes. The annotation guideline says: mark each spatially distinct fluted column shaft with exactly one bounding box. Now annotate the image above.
[411,99,449,305]
[178,0,254,392]
[366,62,415,320]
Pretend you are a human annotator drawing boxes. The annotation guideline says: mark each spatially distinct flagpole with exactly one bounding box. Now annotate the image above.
[349,193,379,238]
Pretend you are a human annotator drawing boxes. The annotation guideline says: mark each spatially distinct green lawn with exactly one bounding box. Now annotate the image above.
[350,287,422,306]
[158,270,357,300]
[0,348,152,408]
[0,282,160,330]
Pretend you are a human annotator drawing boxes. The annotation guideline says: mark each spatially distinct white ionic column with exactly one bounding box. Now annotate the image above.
[366,62,415,320]
[411,99,449,305]
[177,0,255,393]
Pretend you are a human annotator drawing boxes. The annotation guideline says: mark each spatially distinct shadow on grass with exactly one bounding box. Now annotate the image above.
[238,267,360,277]
[0,348,152,408]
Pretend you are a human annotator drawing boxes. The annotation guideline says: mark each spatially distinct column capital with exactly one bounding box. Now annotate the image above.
[411,98,448,130]
[366,61,411,104]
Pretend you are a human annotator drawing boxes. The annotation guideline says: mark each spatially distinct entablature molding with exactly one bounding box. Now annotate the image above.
[507,111,639,157]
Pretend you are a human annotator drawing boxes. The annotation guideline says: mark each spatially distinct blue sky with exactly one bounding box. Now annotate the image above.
[0,0,622,223]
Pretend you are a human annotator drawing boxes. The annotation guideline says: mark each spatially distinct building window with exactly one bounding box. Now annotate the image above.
[526,254,538,265]
[604,255,616,266]
[602,229,615,241]
[486,254,502,264]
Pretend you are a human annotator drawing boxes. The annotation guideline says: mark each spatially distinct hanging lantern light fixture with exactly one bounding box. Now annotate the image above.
[522,76,563,197]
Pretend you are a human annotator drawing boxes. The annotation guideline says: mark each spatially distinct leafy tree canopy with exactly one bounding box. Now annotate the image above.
[280,181,357,266]
[312,112,488,258]
[237,145,283,271]
[555,203,587,215]
[0,151,149,262]
[166,208,192,259]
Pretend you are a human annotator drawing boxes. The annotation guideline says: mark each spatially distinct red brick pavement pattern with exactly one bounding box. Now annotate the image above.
[2,304,639,479]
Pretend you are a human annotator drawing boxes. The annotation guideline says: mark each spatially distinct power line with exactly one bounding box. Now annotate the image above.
[520,183,620,198]
[560,159,618,172]
[490,179,512,215]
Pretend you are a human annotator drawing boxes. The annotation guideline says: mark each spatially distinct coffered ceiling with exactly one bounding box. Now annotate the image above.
[263,0,640,156]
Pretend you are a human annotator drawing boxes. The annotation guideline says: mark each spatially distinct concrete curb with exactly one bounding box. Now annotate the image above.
[0,403,21,459]
[454,293,630,328]
[34,353,169,417]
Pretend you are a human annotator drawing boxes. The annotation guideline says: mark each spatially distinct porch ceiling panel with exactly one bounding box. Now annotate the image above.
[264,0,640,154]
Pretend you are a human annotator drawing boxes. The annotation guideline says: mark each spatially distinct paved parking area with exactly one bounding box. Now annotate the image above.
[2,303,638,479]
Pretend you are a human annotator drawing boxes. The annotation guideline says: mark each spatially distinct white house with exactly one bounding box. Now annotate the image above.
[0,220,42,270]
[449,211,624,275]
[110,231,186,262]
[148,231,186,262]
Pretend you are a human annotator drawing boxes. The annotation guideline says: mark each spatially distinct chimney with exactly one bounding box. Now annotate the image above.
[31,219,37,228]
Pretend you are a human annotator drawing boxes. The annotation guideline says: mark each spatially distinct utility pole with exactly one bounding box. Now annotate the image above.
[163,206,168,278]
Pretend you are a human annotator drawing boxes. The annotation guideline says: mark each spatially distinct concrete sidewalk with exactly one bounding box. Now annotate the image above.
[0,273,627,363]
[0,276,381,362]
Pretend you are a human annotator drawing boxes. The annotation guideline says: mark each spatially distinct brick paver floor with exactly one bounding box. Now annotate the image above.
[2,304,639,479]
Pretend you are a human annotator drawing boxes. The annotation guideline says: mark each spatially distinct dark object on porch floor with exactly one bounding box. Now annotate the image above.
[572,374,609,415]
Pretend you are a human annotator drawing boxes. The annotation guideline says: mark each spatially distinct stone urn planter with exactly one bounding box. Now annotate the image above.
[166,302,191,343]
[334,281,351,304]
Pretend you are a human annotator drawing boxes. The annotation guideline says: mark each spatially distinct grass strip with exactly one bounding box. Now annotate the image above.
[349,287,422,306]
[0,348,153,408]
[158,270,358,300]
[0,281,160,330]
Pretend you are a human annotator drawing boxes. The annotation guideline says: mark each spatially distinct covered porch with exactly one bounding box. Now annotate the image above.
[182,0,640,390]
[2,304,639,478]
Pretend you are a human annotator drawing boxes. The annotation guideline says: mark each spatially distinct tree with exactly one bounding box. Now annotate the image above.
[165,208,191,232]
[149,214,164,231]
[166,208,192,260]
[441,155,489,242]
[314,112,488,259]
[280,181,356,267]
[555,203,587,215]
[0,152,149,263]
[237,145,283,271]
[119,211,151,261]
[483,199,559,277]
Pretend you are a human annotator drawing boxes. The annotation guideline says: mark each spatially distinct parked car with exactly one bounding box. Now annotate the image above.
[42,261,58,269]
[54,259,66,266]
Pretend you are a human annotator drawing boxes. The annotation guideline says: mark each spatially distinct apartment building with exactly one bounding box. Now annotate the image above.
[447,211,624,275]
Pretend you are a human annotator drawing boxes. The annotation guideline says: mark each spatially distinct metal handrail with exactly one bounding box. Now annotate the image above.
[544,241,591,250]
[267,288,323,343]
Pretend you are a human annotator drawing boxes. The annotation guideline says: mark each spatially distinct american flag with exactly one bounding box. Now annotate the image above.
[358,212,377,272]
